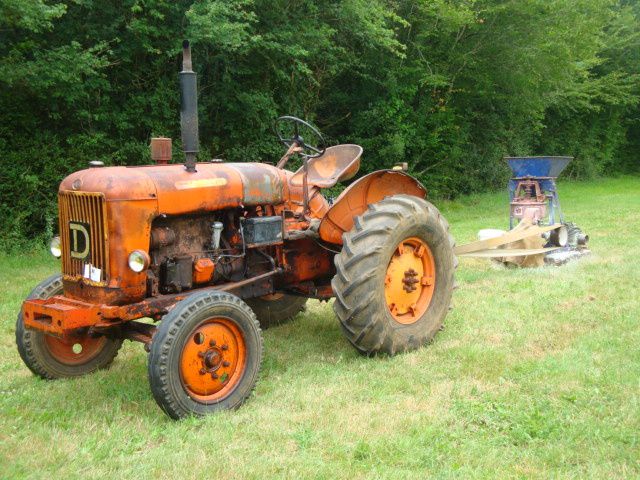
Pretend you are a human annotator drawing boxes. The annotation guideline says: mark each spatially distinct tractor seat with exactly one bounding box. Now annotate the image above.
[290,144,363,189]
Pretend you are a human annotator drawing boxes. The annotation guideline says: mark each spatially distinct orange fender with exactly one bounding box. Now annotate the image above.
[318,170,427,245]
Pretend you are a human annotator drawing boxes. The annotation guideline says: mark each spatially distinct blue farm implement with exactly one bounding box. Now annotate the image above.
[455,156,590,266]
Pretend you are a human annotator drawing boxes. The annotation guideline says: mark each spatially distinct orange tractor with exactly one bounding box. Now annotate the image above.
[17,42,456,419]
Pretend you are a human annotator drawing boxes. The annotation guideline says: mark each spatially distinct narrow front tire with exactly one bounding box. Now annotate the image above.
[148,291,263,419]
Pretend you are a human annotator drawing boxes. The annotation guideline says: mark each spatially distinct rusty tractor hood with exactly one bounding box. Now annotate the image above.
[60,162,287,214]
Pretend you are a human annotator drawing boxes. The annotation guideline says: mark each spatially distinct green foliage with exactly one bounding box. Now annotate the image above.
[0,0,638,246]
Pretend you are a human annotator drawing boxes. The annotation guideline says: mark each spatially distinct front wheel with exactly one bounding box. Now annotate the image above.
[148,291,263,419]
[332,195,456,356]
[16,274,123,379]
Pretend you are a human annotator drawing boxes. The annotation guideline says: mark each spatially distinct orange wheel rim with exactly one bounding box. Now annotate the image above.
[384,237,436,325]
[44,334,107,365]
[179,317,247,403]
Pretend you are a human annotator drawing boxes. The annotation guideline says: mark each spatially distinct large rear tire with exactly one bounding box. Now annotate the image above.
[148,291,263,419]
[332,195,456,355]
[245,294,307,329]
[16,274,123,379]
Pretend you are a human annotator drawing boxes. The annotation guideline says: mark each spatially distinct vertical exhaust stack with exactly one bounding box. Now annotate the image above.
[180,40,199,173]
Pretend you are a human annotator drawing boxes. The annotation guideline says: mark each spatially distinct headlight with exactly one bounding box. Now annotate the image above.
[128,250,150,273]
[50,236,61,258]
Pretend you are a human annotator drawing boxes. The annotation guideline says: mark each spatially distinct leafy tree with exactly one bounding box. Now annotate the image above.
[0,0,638,247]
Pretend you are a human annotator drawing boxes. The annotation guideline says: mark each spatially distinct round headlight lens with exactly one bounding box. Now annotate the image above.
[128,250,149,273]
[50,236,62,258]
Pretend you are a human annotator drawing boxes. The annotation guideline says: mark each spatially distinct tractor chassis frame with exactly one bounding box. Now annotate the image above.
[21,268,315,346]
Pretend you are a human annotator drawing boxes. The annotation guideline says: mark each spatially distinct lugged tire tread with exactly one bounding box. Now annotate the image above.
[148,290,263,419]
[332,194,457,356]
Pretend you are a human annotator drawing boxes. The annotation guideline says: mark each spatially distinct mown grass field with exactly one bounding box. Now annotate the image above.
[1,176,639,479]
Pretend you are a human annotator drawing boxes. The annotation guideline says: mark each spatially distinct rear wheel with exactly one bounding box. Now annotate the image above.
[245,293,307,329]
[16,274,122,379]
[148,291,262,419]
[332,195,456,355]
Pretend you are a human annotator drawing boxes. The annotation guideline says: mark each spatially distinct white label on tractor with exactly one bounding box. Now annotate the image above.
[90,266,102,282]
[83,264,102,282]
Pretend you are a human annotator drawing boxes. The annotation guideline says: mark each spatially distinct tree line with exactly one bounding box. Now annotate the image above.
[1,0,638,247]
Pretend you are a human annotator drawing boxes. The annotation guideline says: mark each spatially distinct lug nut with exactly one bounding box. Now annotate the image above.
[199,368,207,375]
[197,351,205,358]
[211,373,219,380]
[221,344,229,351]
[209,340,216,347]
[222,361,230,367]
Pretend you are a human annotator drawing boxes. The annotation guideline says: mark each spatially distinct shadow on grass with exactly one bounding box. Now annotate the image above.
[10,303,373,422]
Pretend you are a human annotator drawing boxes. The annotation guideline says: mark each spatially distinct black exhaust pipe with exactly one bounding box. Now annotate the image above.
[180,40,199,173]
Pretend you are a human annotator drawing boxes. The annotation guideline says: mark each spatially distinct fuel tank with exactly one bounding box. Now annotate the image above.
[60,162,287,211]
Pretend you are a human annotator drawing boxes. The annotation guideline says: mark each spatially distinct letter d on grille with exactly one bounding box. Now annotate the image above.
[69,222,90,259]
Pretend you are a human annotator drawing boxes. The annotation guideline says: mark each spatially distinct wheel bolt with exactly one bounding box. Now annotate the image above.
[222,361,230,367]
[221,344,229,351]
[211,373,219,380]
[199,368,207,375]
[209,339,216,347]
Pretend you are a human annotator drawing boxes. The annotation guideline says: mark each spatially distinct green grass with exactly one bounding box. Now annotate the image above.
[1,176,639,479]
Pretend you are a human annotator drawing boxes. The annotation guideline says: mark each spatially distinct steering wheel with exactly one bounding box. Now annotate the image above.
[274,116,326,159]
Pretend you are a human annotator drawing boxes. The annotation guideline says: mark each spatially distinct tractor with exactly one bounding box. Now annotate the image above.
[17,42,456,419]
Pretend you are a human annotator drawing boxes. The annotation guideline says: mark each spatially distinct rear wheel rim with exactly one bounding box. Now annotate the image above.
[384,237,436,325]
[179,317,247,403]
[43,334,107,365]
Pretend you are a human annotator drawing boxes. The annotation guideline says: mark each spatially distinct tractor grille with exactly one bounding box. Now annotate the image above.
[58,191,109,284]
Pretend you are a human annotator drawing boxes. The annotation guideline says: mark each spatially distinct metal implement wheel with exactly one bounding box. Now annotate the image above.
[148,291,262,419]
[16,274,122,379]
[245,293,307,329]
[332,195,457,356]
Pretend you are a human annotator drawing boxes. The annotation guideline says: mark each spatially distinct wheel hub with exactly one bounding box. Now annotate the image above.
[402,268,420,292]
[384,237,436,324]
[203,347,223,371]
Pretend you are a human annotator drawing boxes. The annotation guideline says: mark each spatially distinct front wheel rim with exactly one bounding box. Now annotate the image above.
[43,334,107,365]
[384,237,436,325]
[179,317,247,403]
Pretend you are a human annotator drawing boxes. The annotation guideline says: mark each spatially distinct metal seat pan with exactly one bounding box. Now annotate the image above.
[290,144,363,189]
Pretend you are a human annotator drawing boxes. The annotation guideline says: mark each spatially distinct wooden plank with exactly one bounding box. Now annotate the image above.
[458,247,561,258]
[454,222,562,255]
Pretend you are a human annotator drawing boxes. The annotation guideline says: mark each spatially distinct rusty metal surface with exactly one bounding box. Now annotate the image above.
[150,137,172,165]
[22,296,102,335]
[226,162,285,205]
[59,162,287,209]
[58,191,109,285]
[289,144,362,189]
[510,179,547,223]
[23,269,284,336]
[282,238,334,283]
[318,170,427,245]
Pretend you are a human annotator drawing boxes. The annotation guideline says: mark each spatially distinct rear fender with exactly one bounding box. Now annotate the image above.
[318,170,427,245]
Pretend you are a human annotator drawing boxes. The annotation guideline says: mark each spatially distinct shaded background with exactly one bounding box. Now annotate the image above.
[1,0,638,248]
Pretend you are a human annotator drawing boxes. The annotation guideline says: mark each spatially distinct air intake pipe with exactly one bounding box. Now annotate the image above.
[180,40,199,173]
